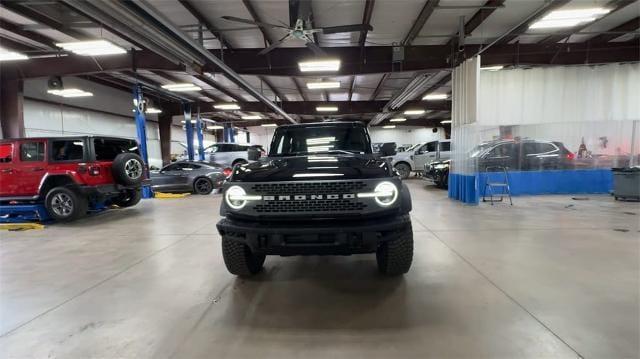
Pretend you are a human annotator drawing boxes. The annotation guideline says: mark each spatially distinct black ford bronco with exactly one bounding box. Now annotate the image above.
[216,122,413,276]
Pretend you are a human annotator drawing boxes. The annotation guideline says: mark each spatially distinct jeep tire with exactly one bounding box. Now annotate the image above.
[222,236,265,276]
[112,189,142,208]
[112,153,145,186]
[45,186,88,222]
[376,225,413,275]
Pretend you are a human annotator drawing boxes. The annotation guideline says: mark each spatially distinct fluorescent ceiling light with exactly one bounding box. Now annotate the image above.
[307,81,340,90]
[161,83,202,92]
[316,106,338,112]
[200,118,216,123]
[0,48,28,61]
[403,109,425,115]
[481,65,504,71]
[441,120,452,124]
[214,103,240,110]
[298,59,341,72]
[530,8,609,29]
[146,107,162,114]
[383,125,396,129]
[47,89,93,98]
[261,123,277,127]
[390,118,406,122]
[209,125,224,130]
[422,94,448,101]
[242,115,262,120]
[181,120,197,124]
[56,40,126,56]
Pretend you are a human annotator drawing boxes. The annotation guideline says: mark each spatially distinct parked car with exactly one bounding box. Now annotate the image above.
[471,139,574,171]
[178,143,264,168]
[390,140,451,179]
[424,159,450,189]
[423,139,576,190]
[0,136,147,221]
[150,161,228,195]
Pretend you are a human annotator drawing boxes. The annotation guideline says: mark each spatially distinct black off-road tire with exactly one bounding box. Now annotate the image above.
[193,177,214,195]
[221,236,266,276]
[112,153,145,186]
[376,225,413,275]
[112,189,142,208]
[394,163,411,180]
[44,186,88,222]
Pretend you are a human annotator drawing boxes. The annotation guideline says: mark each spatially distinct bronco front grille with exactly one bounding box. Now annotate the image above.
[250,181,368,214]
[251,181,367,195]
[254,199,366,213]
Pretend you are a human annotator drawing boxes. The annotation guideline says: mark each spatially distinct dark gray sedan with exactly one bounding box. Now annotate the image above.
[150,161,228,195]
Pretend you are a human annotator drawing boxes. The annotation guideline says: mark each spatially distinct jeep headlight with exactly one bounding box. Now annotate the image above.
[225,185,261,210]
[357,181,398,207]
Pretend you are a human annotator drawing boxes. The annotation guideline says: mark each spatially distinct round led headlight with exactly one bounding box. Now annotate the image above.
[225,185,248,210]
[374,181,398,207]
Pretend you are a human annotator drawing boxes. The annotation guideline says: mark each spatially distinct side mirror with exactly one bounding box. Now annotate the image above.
[248,148,261,161]
[380,142,397,157]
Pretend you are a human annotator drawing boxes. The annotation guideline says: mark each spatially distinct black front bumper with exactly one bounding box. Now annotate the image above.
[217,214,412,255]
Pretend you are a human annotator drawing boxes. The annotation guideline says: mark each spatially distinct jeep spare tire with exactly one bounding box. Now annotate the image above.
[112,153,144,186]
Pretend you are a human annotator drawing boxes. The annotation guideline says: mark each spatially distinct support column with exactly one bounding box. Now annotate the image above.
[195,112,205,161]
[0,79,25,138]
[133,85,153,198]
[183,103,194,161]
[158,111,172,165]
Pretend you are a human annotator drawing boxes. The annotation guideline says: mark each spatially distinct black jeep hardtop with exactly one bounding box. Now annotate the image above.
[216,122,414,276]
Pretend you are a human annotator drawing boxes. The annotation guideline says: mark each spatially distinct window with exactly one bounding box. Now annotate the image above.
[20,142,45,162]
[440,142,451,152]
[93,138,139,161]
[486,143,514,158]
[425,142,438,153]
[51,140,85,161]
[0,144,13,163]
[537,142,557,153]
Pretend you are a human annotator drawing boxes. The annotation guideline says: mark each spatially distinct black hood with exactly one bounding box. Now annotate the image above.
[231,154,393,182]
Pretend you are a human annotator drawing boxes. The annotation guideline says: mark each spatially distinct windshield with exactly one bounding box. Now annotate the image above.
[269,125,372,156]
[404,143,421,152]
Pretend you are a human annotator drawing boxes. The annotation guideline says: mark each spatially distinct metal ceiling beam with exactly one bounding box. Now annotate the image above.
[292,78,308,101]
[2,42,638,80]
[538,0,636,45]
[447,0,505,48]
[178,0,234,49]
[348,76,356,101]
[199,99,451,116]
[241,0,273,46]
[0,20,57,49]
[193,74,246,102]
[370,74,389,101]
[402,0,440,46]
[589,16,640,43]
[259,77,286,102]
[130,0,296,123]
[1,1,88,40]
[359,0,375,59]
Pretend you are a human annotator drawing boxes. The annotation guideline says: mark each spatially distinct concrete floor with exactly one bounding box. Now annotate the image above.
[1,180,638,358]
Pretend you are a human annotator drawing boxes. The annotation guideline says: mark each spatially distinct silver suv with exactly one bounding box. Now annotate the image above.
[179,143,265,168]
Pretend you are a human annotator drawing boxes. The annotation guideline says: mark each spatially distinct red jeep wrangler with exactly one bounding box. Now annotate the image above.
[0,136,147,221]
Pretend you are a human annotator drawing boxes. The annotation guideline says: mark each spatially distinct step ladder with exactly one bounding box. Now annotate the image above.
[482,166,513,205]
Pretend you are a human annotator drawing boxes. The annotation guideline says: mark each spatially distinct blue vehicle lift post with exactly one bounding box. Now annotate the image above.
[183,102,195,161]
[133,85,153,199]
[195,107,205,161]
[223,123,235,143]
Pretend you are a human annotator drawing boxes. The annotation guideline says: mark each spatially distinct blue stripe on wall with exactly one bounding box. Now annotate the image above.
[477,169,613,196]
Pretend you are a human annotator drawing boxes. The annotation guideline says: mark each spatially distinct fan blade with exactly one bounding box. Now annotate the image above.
[305,41,326,56]
[258,34,292,55]
[321,24,373,34]
[221,16,289,29]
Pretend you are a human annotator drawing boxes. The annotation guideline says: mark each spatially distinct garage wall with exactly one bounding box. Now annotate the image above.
[22,77,164,168]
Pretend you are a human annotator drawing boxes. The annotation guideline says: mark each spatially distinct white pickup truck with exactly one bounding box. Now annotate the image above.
[390,140,451,179]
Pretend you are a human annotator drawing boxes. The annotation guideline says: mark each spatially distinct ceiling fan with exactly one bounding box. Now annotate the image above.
[221,0,372,56]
